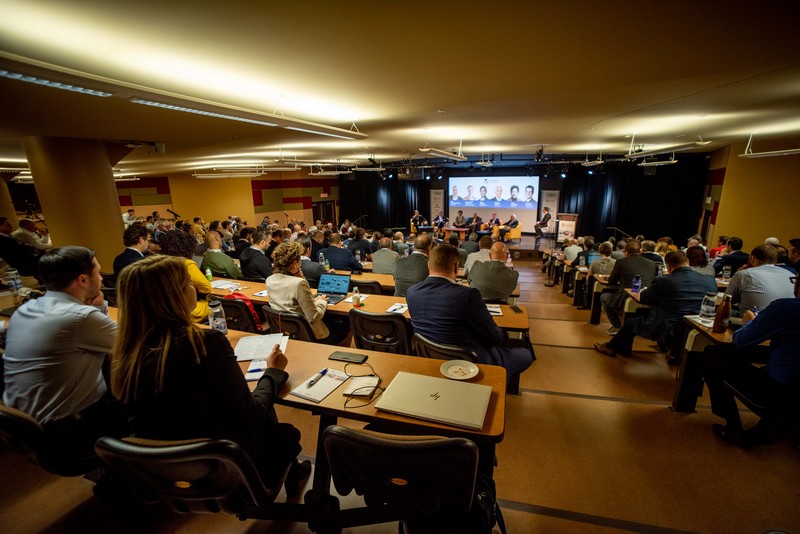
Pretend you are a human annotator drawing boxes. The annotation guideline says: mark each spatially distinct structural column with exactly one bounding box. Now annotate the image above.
[21,137,124,269]
[0,177,17,223]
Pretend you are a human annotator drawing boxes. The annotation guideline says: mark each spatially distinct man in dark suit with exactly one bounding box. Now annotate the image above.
[712,236,749,275]
[600,240,658,334]
[393,234,432,296]
[406,243,532,380]
[239,227,272,280]
[310,230,326,262]
[0,217,42,278]
[534,207,551,236]
[595,250,717,357]
[467,212,483,235]
[320,233,362,272]
[498,214,520,241]
[298,237,325,288]
[468,242,519,301]
[112,223,150,277]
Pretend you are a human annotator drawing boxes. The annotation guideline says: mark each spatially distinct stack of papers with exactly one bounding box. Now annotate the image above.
[486,304,503,316]
[342,376,380,396]
[289,368,348,403]
[235,334,289,362]
[211,280,238,290]
[344,294,369,303]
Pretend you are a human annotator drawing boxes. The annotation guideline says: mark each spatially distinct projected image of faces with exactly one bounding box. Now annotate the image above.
[447,176,539,210]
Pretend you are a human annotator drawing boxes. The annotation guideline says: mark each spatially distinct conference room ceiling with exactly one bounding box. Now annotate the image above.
[2,1,800,176]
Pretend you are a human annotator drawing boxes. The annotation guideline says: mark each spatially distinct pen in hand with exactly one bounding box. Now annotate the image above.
[307,368,328,388]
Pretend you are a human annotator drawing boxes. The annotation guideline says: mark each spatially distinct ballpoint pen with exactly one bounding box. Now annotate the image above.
[307,368,328,388]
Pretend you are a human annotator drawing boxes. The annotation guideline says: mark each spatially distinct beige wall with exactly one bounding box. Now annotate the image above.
[713,137,800,248]
[168,173,257,227]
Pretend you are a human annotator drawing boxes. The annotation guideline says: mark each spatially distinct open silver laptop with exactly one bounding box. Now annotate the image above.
[375,372,492,430]
[316,273,351,304]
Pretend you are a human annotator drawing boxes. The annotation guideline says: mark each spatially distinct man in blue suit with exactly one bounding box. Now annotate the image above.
[112,223,151,277]
[594,250,717,357]
[320,233,362,272]
[406,244,533,381]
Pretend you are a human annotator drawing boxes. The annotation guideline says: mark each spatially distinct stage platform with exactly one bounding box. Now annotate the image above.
[507,235,558,261]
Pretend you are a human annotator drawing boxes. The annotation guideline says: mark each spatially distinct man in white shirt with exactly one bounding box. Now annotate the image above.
[122,208,136,228]
[12,219,52,250]
[725,244,795,313]
[464,235,493,276]
[563,239,583,262]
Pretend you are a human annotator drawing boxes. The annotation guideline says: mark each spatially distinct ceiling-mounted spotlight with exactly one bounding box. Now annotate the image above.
[625,134,710,159]
[535,145,544,162]
[581,152,604,167]
[419,141,467,161]
[638,153,679,167]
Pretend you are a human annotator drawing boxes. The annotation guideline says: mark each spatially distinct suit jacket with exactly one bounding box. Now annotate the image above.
[321,246,362,272]
[461,240,479,254]
[503,219,519,228]
[468,260,519,301]
[713,250,749,275]
[536,212,551,227]
[457,248,468,267]
[406,276,506,366]
[266,273,329,339]
[633,267,718,342]
[300,257,325,288]
[310,239,326,262]
[393,252,429,296]
[239,247,272,279]
[0,234,42,277]
[113,248,145,276]
[372,248,400,274]
[487,217,501,226]
[392,240,409,255]
[606,254,658,308]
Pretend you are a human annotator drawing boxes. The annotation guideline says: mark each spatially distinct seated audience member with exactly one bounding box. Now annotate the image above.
[239,227,272,280]
[265,229,284,259]
[611,240,627,260]
[462,232,480,254]
[700,274,800,448]
[686,245,715,277]
[641,240,665,266]
[563,238,583,262]
[595,250,717,357]
[725,244,795,313]
[235,227,256,258]
[534,207,551,237]
[267,241,350,345]
[3,246,127,462]
[369,230,382,254]
[600,241,658,335]
[112,255,310,495]
[392,232,409,256]
[201,231,242,279]
[393,234,432,297]
[12,218,52,250]
[153,219,168,243]
[453,210,466,227]
[713,236,749,274]
[0,216,43,277]
[339,219,351,235]
[468,242,519,301]
[192,217,207,239]
[449,234,468,267]
[788,238,800,272]
[320,233,362,272]
[467,212,484,235]
[346,227,373,261]
[310,230,326,261]
[774,244,797,274]
[764,237,780,247]
[574,239,600,267]
[579,242,616,309]
[159,230,212,323]
[498,214,520,241]
[709,235,729,259]
[372,237,400,274]
[219,220,235,248]
[122,208,136,228]
[464,235,493,276]
[406,244,533,381]
[297,236,325,288]
[113,223,151,277]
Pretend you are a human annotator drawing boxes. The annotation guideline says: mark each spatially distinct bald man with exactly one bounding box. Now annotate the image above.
[467,242,519,301]
[200,230,242,279]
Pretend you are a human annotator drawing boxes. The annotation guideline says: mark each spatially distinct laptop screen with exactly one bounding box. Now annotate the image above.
[317,273,350,295]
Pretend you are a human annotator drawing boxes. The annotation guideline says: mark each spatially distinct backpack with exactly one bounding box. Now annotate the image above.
[224,292,263,331]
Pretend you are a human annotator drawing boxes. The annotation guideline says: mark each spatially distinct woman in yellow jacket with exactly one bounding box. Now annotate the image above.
[158,230,211,322]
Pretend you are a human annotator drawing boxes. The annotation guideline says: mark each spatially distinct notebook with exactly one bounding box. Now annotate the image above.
[316,273,351,304]
[375,372,492,430]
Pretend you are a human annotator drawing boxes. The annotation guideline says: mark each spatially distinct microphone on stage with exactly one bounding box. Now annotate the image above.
[167,209,181,218]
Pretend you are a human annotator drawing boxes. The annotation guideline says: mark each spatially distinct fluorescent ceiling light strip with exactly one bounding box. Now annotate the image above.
[114,177,140,181]
[738,148,800,158]
[284,126,361,140]
[419,147,467,161]
[351,167,385,172]
[638,159,678,167]
[625,141,709,159]
[0,69,112,97]
[131,99,279,127]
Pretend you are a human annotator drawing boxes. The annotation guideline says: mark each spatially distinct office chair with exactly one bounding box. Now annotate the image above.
[239,276,266,283]
[0,405,99,477]
[348,308,412,354]
[94,436,296,518]
[323,425,479,533]
[261,305,314,342]
[220,299,262,333]
[349,280,383,295]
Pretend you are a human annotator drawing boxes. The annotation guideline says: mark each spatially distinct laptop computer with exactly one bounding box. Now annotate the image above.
[375,372,492,430]
[316,273,351,305]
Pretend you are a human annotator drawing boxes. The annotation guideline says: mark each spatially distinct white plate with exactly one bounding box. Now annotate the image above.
[440,360,479,380]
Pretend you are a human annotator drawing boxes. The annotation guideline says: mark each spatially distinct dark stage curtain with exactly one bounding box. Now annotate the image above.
[338,175,435,230]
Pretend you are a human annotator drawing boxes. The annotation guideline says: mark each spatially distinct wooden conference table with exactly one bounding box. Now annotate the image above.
[331,270,521,299]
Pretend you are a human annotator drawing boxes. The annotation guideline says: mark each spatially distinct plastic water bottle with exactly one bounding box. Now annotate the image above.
[699,292,717,320]
[352,286,361,307]
[5,269,23,305]
[631,274,642,293]
[208,300,228,334]
[355,250,361,262]
[579,255,586,267]
[205,267,213,281]
[657,263,664,276]
[318,252,325,264]
[721,265,731,282]
[324,258,331,271]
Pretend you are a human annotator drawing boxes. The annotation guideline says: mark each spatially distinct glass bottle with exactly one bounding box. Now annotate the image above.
[208,300,228,334]
[712,294,732,333]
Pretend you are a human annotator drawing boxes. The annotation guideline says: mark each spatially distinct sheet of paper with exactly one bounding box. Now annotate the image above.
[253,289,269,297]
[245,359,268,381]
[211,280,238,289]
[344,294,370,303]
[234,334,289,361]
[342,375,380,396]
[386,303,408,314]
[486,304,503,316]
[289,368,348,403]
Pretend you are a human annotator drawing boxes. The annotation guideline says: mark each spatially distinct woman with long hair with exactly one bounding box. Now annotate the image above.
[111,255,310,495]
[158,230,211,323]
[266,241,350,345]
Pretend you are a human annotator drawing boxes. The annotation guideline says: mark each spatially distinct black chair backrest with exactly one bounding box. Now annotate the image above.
[261,305,314,342]
[94,436,285,515]
[483,297,509,304]
[349,280,383,295]
[349,308,411,354]
[102,286,118,307]
[100,271,116,289]
[412,332,479,362]
[0,405,98,477]
[220,299,259,333]
[239,276,266,283]
[323,425,478,523]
